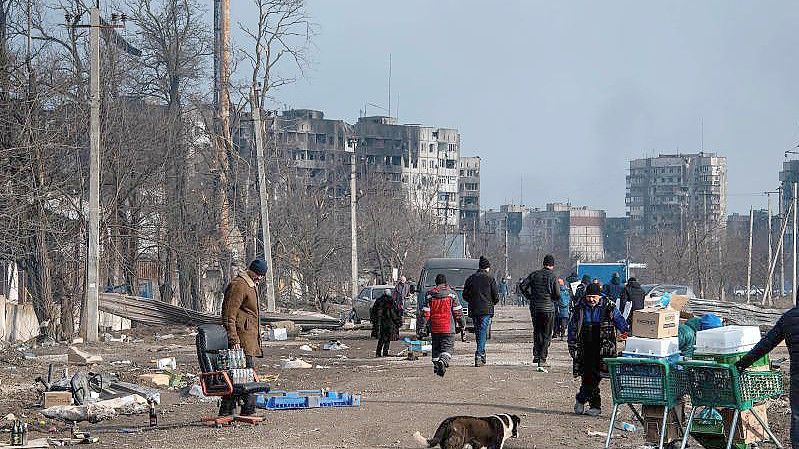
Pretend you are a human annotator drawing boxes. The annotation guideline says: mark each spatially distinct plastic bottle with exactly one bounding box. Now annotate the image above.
[21,421,27,446]
[218,350,227,370]
[621,422,636,432]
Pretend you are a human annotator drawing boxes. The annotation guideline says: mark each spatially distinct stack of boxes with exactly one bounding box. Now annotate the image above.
[690,325,769,448]
[626,306,683,444]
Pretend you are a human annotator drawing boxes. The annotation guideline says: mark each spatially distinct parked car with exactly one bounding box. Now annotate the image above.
[351,285,395,324]
[733,286,765,297]
[642,284,695,301]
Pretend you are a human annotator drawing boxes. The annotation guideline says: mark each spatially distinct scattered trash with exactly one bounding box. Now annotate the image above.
[621,422,637,432]
[108,381,160,405]
[536,366,548,373]
[37,354,69,364]
[42,394,148,423]
[111,360,132,366]
[267,328,288,341]
[587,430,608,438]
[299,345,315,352]
[322,340,348,351]
[281,358,313,369]
[102,333,126,343]
[154,334,174,341]
[315,365,330,369]
[155,357,177,370]
[71,337,84,345]
[4,413,16,421]
[186,384,214,402]
[68,346,103,365]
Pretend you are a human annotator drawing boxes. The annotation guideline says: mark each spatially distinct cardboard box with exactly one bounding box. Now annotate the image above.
[720,404,768,444]
[632,308,680,339]
[642,403,685,444]
[138,373,171,387]
[668,294,689,312]
[43,391,73,408]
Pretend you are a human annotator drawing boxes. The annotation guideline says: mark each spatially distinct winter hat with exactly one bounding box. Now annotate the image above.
[699,313,723,331]
[435,273,447,285]
[586,283,602,296]
[581,274,591,284]
[249,259,268,275]
[384,288,392,297]
[543,254,555,267]
[611,272,621,285]
[479,256,491,269]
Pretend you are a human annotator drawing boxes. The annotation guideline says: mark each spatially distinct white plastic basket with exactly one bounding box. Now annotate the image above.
[624,336,679,357]
[694,325,760,354]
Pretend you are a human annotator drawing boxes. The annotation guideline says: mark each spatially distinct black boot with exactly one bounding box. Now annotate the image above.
[240,394,257,416]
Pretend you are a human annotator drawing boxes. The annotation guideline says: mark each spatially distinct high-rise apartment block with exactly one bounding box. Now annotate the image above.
[626,152,727,235]
[233,110,476,229]
[459,156,481,231]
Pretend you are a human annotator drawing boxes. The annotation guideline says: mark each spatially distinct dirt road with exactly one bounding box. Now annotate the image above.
[0,306,790,448]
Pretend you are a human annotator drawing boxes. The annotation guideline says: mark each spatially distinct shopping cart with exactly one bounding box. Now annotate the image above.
[605,357,686,449]
[676,360,784,449]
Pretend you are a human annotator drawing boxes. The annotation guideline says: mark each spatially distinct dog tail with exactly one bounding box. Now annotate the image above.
[412,431,435,448]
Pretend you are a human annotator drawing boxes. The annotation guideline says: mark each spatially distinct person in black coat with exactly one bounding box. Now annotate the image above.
[523,254,561,369]
[619,277,645,323]
[602,272,624,301]
[736,306,799,447]
[463,256,499,367]
[371,289,403,357]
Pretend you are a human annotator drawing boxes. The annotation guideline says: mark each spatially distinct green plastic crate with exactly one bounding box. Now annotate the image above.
[606,358,685,407]
[740,370,784,403]
[677,361,784,410]
[692,351,769,368]
[677,361,744,408]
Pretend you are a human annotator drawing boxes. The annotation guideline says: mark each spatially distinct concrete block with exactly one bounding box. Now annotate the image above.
[68,346,103,365]
[4,302,40,343]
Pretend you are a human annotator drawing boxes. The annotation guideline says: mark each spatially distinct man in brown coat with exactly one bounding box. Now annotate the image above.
[219,259,267,416]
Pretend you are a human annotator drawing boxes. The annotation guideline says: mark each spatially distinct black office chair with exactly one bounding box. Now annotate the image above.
[196,324,270,421]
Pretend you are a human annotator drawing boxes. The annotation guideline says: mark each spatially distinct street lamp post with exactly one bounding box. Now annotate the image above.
[346,137,359,302]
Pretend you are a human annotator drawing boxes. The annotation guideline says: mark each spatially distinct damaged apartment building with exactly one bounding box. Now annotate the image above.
[234,109,476,230]
[483,203,606,262]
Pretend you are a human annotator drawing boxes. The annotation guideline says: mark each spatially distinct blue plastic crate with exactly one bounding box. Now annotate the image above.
[255,390,361,410]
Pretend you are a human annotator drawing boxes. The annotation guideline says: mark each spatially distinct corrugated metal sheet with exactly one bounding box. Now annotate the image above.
[98,293,343,329]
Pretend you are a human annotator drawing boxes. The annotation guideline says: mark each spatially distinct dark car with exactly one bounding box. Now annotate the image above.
[416,257,482,335]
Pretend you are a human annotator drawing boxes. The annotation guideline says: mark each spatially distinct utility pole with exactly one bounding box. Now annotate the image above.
[504,215,509,281]
[347,138,359,301]
[746,207,753,304]
[70,2,125,343]
[780,185,785,297]
[250,86,276,312]
[84,4,100,343]
[794,183,798,305]
[765,191,777,304]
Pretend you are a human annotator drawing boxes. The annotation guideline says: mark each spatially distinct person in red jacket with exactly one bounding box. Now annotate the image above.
[422,273,466,377]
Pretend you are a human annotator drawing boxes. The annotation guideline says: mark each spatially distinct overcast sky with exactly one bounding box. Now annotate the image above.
[233,1,799,216]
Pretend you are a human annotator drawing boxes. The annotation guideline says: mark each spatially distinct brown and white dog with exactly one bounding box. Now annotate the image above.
[413,414,521,449]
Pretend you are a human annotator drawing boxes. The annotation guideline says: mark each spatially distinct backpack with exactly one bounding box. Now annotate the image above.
[519,273,534,300]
